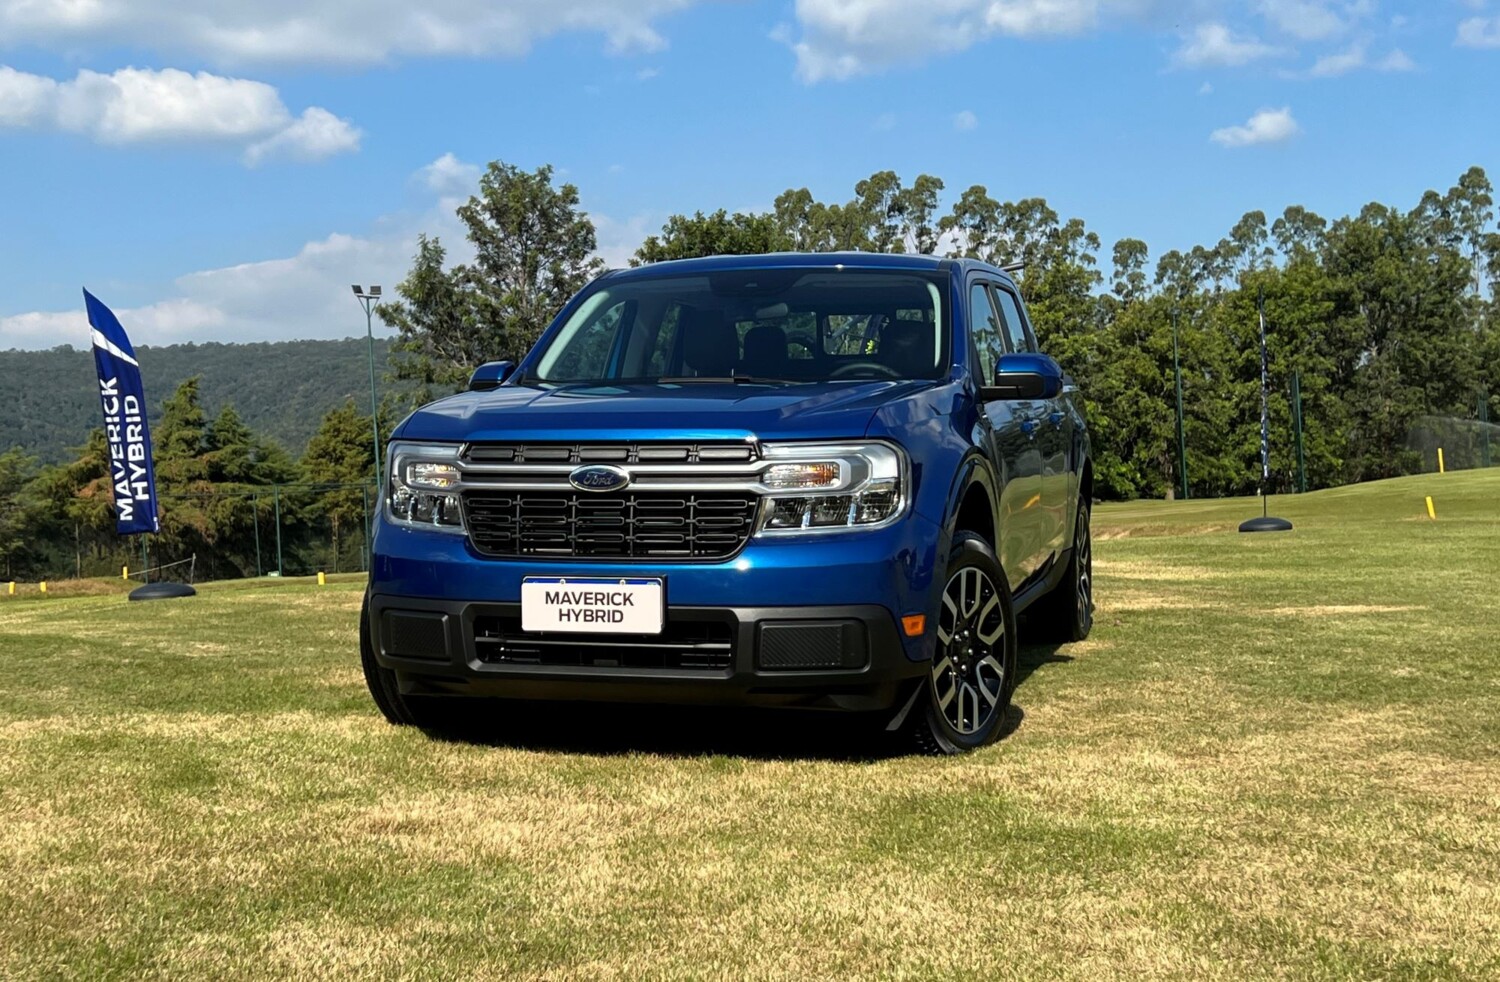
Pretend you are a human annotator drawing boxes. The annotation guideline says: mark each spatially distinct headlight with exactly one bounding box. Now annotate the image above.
[386,442,465,532]
[764,461,843,490]
[755,442,907,535]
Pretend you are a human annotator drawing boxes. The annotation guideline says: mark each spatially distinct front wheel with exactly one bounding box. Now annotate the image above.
[912,532,1018,755]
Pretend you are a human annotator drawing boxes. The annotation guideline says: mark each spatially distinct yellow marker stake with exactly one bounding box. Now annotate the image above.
[6,582,13,595]
[317,571,326,586]
[39,581,47,593]
[122,565,129,580]
[1426,496,1437,520]
[1438,448,1446,474]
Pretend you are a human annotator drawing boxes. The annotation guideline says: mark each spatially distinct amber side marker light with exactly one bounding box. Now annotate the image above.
[902,614,927,637]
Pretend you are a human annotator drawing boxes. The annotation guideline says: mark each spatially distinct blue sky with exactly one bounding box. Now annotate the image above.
[1,0,1497,349]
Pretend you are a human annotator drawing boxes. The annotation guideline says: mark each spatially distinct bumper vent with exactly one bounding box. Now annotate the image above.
[462,490,758,560]
[757,621,868,671]
[381,610,451,663]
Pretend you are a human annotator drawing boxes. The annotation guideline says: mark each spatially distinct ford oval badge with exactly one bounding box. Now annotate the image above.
[569,464,631,493]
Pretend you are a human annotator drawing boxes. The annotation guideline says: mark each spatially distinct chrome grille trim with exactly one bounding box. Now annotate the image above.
[462,441,759,466]
[456,441,768,492]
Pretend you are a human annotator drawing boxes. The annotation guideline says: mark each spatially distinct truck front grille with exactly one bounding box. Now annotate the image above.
[462,490,759,560]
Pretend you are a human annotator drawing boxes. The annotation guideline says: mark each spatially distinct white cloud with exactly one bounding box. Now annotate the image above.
[1304,43,1365,76]
[1173,23,1285,68]
[1255,0,1347,41]
[0,300,228,350]
[0,0,701,66]
[983,0,1103,36]
[415,152,482,196]
[954,109,979,130]
[781,0,1153,82]
[1456,17,1500,48]
[0,65,358,162]
[244,107,360,165]
[1289,42,1416,78]
[593,212,656,269]
[0,232,419,349]
[1375,48,1415,72]
[1211,106,1300,147]
[0,158,647,350]
[0,66,55,126]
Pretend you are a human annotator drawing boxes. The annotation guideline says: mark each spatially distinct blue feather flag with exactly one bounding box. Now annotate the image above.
[84,289,160,535]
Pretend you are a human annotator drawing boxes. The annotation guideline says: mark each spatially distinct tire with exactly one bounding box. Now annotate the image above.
[359,594,440,728]
[1031,500,1094,644]
[912,531,1018,756]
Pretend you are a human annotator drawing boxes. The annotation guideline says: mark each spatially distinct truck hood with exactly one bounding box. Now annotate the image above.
[394,379,943,444]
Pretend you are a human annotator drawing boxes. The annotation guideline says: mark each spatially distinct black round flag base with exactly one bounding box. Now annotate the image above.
[1239,516,1294,533]
[129,582,197,601]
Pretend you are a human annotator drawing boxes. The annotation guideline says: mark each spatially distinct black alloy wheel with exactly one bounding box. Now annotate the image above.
[914,531,1016,754]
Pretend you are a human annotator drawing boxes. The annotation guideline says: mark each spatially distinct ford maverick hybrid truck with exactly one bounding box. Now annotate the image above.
[362,253,1092,753]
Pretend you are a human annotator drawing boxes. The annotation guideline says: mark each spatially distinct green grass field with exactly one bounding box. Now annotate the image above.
[3,470,1497,979]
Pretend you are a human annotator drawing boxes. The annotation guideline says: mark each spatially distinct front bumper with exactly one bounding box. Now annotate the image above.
[367,511,947,711]
[369,597,926,711]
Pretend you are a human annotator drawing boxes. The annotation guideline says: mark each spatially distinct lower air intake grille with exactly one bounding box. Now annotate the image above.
[381,610,451,662]
[472,614,733,671]
[462,490,759,560]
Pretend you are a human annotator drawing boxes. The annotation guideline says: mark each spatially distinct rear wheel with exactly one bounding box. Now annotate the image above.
[1032,501,1093,643]
[360,595,442,728]
[913,532,1017,755]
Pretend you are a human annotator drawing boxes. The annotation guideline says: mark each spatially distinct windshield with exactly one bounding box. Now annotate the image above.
[528,268,948,385]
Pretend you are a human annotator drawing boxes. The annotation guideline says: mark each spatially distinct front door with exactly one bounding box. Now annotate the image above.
[970,281,1044,589]
[992,283,1067,575]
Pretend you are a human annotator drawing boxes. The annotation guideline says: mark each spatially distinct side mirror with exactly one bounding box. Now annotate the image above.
[468,361,516,392]
[980,353,1064,401]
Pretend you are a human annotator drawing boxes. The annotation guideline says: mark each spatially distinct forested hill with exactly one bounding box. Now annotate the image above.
[0,338,416,463]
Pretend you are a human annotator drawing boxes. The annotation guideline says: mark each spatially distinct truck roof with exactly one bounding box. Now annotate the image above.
[600,252,1017,285]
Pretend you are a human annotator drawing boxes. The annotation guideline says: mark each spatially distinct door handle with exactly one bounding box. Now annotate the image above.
[1019,418,1039,439]
[1049,411,1065,429]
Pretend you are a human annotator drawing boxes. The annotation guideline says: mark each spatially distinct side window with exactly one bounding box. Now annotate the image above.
[993,286,1036,354]
[968,283,1003,383]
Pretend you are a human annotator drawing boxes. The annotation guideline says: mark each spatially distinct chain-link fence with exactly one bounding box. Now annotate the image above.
[1408,412,1499,474]
[49,481,382,584]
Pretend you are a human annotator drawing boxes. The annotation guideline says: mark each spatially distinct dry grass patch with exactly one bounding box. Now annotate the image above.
[1102,594,1219,612]
[0,578,132,599]
[1096,523,1235,541]
[1095,560,1231,581]
[1268,604,1423,616]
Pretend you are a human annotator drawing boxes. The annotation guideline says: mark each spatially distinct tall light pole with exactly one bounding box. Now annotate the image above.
[1171,293,1189,501]
[351,285,383,488]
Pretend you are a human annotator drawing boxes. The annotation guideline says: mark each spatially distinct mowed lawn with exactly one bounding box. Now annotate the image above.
[2,471,1497,980]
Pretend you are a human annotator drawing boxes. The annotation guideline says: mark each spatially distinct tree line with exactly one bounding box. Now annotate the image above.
[3,161,1496,581]
[0,380,391,582]
[381,161,1498,500]
[0,338,410,464]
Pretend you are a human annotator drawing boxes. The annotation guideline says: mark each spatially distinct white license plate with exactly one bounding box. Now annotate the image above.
[520,577,664,635]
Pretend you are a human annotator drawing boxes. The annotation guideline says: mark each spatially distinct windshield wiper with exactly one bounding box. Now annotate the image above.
[654,375,795,385]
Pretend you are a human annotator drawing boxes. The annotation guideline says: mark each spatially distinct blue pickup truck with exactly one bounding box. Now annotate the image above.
[362,253,1092,753]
